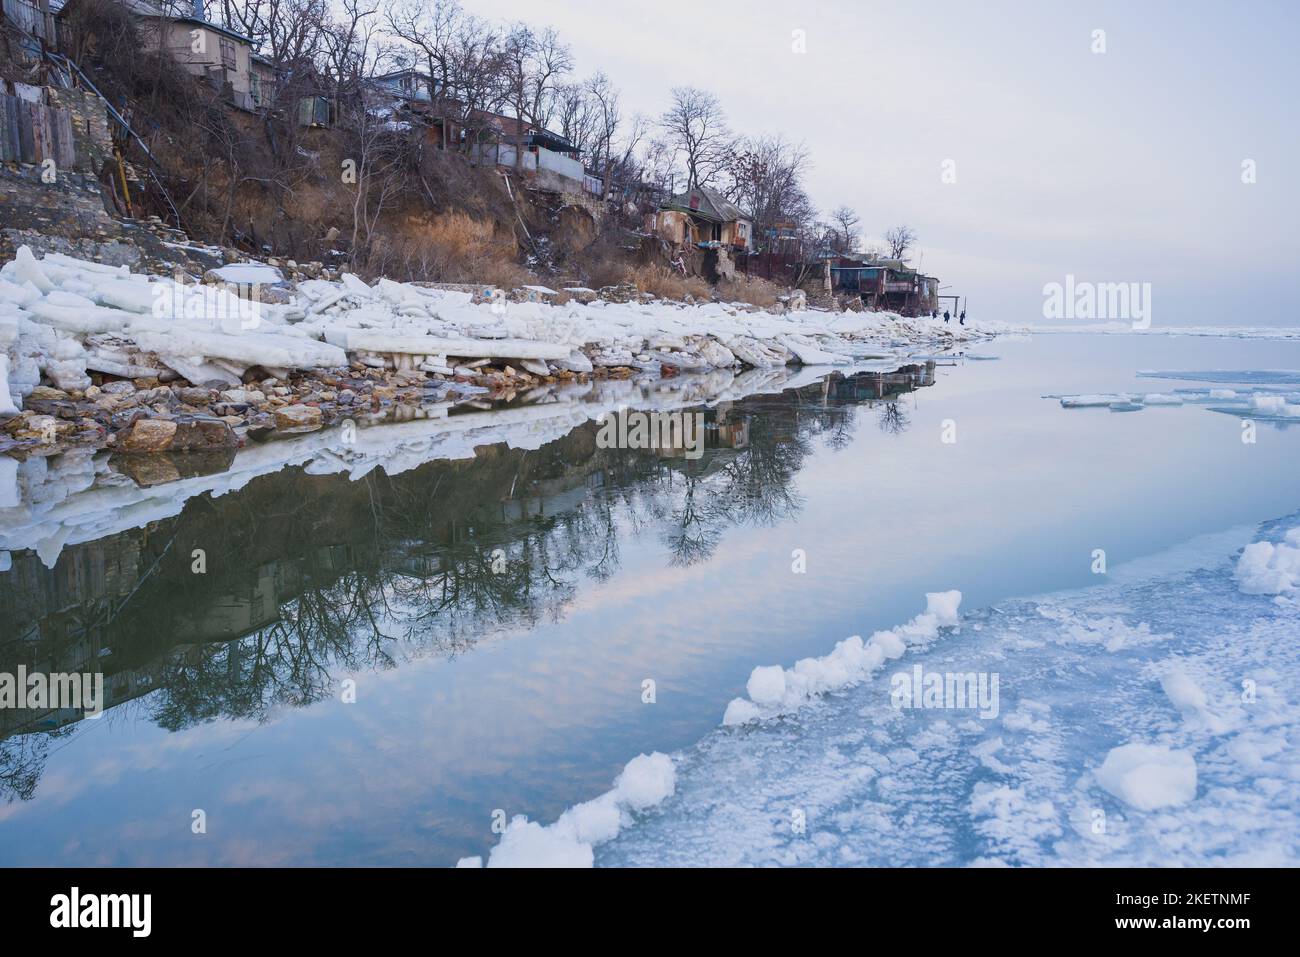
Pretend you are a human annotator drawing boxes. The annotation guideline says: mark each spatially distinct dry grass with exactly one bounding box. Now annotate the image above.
[582,260,711,301]
[716,275,781,308]
[369,212,529,286]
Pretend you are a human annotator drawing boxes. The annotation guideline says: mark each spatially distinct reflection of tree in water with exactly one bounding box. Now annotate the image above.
[0,369,926,800]
[1,729,73,804]
[878,402,910,435]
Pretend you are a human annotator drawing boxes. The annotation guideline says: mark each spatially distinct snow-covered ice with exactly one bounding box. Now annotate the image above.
[1,246,1017,415]
[550,516,1300,867]
[457,752,676,868]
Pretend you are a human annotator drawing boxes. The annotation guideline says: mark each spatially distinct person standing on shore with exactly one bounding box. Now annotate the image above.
[943,310,950,324]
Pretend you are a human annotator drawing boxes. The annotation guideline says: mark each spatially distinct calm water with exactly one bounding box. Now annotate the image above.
[1,334,1298,865]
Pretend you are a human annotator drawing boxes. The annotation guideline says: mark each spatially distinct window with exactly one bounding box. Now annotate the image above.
[220,39,236,70]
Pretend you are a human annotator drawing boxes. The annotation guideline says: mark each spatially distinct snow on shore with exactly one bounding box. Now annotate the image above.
[1,246,1011,414]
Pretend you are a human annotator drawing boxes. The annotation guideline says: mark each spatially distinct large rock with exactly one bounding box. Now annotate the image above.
[118,418,177,453]
[275,404,323,432]
[118,415,237,453]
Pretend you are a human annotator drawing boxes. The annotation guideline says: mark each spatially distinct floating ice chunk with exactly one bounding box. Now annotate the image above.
[926,589,962,627]
[721,698,763,725]
[1141,393,1183,405]
[1137,369,1300,386]
[479,751,676,867]
[723,592,960,725]
[746,665,787,707]
[1160,668,1207,716]
[1234,534,1300,595]
[340,273,374,297]
[612,752,676,811]
[487,817,595,868]
[1059,394,1130,408]
[1096,743,1197,811]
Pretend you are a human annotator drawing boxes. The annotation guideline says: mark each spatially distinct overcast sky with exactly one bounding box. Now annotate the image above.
[467,0,1297,326]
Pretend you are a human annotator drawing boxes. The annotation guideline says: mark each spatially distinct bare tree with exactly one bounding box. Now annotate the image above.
[385,0,493,151]
[552,80,599,156]
[830,205,861,254]
[725,134,814,243]
[585,72,621,197]
[661,86,732,191]
[215,0,328,75]
[497,23,572,171]
[884,224,918,261]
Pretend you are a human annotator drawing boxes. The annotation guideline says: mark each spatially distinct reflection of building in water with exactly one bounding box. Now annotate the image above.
[825,363,936,404]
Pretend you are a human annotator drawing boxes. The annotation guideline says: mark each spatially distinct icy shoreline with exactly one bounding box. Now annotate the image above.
[2,246,1017,435]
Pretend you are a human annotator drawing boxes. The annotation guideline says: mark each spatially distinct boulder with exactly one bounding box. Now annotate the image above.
[118,415,237,453]
[275,404,323,432]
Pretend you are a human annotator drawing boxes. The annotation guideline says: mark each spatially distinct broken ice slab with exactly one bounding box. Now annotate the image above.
[1206,406,1300,423]
[322,328,572,361]
[1137,369,1300,386]
[1057,394,1134,408]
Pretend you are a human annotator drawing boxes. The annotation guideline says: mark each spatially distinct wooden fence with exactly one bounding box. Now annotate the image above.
[0,93,78,168]
[2,0,55,43]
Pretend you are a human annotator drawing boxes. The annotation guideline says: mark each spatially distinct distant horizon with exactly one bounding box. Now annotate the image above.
[464,0,1298,327]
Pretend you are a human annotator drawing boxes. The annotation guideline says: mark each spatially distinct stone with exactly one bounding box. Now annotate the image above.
[118,418,177,453]
[275,404,323,431]
[168,415,237,451]
[117,415,236,453]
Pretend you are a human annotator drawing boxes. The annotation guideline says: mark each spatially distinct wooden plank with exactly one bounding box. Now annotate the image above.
[18,101,35,164]
[57,108,76,169]
[0,96,15,162]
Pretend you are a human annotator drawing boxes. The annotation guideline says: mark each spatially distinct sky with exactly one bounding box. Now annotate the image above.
[465,0,1299,326]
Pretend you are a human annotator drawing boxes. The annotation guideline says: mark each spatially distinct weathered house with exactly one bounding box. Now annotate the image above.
[655,186,752,251]
[370,68,435,103]
[468,112,587,193]
[52,0,272,112]
[825,253,938,314]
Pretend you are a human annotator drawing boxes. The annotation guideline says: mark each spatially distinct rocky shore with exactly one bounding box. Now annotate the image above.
[2,246,1016,459]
